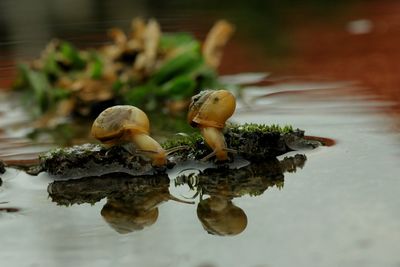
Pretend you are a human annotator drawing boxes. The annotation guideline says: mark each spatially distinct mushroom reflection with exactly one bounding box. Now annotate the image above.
[176,154,307,236]
[48,172,193,234]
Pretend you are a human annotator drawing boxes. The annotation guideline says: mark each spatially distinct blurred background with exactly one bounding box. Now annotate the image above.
[1,0,399,116]
[1,2,400,267]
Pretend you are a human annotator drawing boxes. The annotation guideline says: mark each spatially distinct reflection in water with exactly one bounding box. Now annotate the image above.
[100,188,168,234]
[176,154,306,198]
[0,200,20,213]
[197,197,248,236]
[0,1,398,265]
[48,154,307,236]
[101,199,159,234]
[177,154,306,236]
[0,92,56,166]
[48,172,193,234]
[0,207,20,213]
[0,160,5,174]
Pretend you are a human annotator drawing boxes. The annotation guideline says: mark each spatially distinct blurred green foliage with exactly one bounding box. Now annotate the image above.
[14,33,220,117]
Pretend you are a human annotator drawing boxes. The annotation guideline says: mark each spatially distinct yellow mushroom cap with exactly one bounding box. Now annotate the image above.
[188,90,236,129]
[91,105,150,144]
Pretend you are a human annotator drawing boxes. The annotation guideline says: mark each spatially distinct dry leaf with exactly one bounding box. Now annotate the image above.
[133,19,161,74]
[202,20,235,68]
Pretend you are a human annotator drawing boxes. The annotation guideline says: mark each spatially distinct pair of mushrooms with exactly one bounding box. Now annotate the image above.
[91,90,236,167]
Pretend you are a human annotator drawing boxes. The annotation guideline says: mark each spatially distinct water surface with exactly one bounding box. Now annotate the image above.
[1,1,400,266]
[1,81,400,267]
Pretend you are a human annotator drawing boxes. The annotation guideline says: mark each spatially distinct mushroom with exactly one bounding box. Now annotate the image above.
[91,105,182,167]
[187,90,236,161]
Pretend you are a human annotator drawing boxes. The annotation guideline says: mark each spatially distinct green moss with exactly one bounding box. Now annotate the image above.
[162,123,304,161]
[161,133,202,150]
[161,133,208,160]
[227,123,294,134]
[40,143,104,161]
[162,123,294,151]
[35,123,317,177]
[38,143,152,178]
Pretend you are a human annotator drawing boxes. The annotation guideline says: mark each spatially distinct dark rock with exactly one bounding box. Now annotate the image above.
[36,124,321,178]
[39,144,156,179]
[0,160,5,174]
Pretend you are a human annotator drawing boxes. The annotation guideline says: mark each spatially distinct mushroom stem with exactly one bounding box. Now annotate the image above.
[130,133,167,166]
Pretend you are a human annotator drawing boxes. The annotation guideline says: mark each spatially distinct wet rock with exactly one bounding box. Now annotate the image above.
[26,165,44,176]
[164,124,320,162]
[0,160,5,174]
[283,130,321,151]
[37,123,321,178]
[38,143,156,179]
[0,160,5,185]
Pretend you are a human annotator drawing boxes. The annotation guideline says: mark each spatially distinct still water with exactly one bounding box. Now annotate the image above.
[1,0,400,266]
[1,80,400,267]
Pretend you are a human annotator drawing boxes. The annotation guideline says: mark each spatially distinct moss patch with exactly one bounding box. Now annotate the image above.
[227,123,294,134]
[38,143,154,178]
[35,123,321,178]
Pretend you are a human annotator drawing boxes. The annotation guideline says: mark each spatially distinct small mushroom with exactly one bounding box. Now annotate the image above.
[92,105,179,167]
[187,90,236,161]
